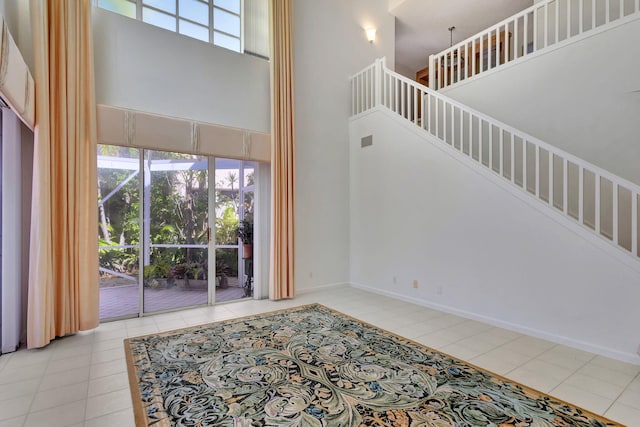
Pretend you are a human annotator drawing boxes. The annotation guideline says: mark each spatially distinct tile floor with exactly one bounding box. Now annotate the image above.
[1,286,639,427]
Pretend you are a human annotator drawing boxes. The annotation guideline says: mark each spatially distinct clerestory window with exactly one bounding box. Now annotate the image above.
[97,0,243,53]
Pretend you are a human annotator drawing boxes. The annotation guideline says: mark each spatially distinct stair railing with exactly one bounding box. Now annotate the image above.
[428,0,640,90]
[350,58,639,263]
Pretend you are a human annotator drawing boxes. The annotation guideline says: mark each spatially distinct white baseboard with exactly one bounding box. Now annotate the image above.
[349,282,640,365]
[296,282,349,295]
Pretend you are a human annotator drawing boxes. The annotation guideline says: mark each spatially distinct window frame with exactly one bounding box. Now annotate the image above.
[97,0,244,53]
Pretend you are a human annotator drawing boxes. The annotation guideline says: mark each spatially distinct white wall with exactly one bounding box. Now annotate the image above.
[441,16,640,186]
[293,0,394,292]
[350,108,640,363]
[93,8,270,133]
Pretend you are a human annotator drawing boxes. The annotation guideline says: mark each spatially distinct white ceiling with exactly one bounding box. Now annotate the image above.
[392,0,533,75]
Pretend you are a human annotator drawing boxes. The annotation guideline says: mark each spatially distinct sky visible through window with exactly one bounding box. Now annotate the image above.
[97,0,242,52]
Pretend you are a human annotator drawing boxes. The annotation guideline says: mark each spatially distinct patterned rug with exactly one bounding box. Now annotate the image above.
[125,304,622,426]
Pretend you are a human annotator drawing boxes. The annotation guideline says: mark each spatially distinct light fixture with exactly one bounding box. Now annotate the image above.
[365,27,376,43]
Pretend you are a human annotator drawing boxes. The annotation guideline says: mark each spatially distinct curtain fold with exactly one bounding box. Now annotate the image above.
[269,0,295,300]
[28,0,99,348]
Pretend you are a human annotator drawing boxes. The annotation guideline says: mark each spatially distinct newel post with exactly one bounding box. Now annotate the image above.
[374,57,384,107]
[428,54,435,90]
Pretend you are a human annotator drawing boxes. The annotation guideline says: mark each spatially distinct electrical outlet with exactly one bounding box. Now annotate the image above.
[309,272,313,279]
[393,276,397,284]
[412,279,418,289]
[436,285,443,295]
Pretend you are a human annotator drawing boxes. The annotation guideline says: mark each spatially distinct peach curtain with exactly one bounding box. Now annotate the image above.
[269,0,295,300]
[27,0,99,348]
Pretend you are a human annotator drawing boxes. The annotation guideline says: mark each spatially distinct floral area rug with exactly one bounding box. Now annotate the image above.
[125,303,621,426]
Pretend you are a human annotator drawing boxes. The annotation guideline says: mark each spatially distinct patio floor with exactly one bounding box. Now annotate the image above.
[99,278,249,319]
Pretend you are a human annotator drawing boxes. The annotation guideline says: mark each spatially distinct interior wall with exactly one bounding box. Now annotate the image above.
[441,16,640,186]
[350,109,640,363]
[92,7,270,133]
[293,0,395,292]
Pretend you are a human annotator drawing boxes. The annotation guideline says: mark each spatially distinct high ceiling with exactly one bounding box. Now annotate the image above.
[392,0,533,76]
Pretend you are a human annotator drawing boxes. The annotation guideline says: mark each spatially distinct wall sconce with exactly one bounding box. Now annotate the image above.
[365,27,376,43]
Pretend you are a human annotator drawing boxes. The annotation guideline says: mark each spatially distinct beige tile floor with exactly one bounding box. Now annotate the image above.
[1,286,639,426]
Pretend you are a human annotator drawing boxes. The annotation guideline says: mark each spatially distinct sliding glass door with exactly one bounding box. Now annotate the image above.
[214,159,254,303]
[98,146,141,319]
[142,150,211,313]
[98,146,257,320]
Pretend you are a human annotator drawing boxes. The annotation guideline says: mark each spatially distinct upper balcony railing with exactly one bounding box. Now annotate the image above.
[426,0,640,90]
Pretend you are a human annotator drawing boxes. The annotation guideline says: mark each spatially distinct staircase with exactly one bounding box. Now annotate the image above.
[350,58,639,267]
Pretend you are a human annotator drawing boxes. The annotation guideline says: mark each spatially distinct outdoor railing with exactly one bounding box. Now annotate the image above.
[428,0,640,90]
[350,58,639,262]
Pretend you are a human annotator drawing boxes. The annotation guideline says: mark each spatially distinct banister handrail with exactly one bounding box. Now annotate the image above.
[350,59,640,261]
[388,67,640,193]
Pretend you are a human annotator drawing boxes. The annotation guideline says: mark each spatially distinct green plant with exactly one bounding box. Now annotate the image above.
[236,219,253,244]
[215,259,231,278]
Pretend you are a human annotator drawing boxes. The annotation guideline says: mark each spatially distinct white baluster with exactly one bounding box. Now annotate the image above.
[401,81,405,118]
[488,30,493,69]
[567,0,571,38]
[563,158,568,214]
[489,124,493,170]
[523,139,527,190]
[395,77,399,114]
[606,0,610,24]
[555,0,559,44]
[426,93,431,133]
[461,110,466,153]
[549,151,554,207]
[524,12,529,54]
[479,120,484,164]
[469,114,474,159]
[620,0,624,18]
[579,0,584,33]
[480,36,484,72]
[613,182,618,245]
[365,69,370,110]
[435,97,439,138]
[514,17,519,59]
[592,0,596,30]
[579,166,584,224]
[451,104,456,146]
[595,175,601,235]
[444,101,448,143]
[632,192,638,256]
[544,1,549,48]
[414,87,419,125]
[499,128,504,176]
[535,145,540,197]
[533,6,538,51]
[511,134,516,183]
[472,38,477,76]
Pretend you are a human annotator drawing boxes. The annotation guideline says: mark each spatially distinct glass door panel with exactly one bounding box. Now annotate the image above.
[214,158,253,302]
[98,145,141,320]
[143,150,210,313]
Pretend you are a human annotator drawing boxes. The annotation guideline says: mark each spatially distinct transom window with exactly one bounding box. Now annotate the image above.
[97,0,242,52]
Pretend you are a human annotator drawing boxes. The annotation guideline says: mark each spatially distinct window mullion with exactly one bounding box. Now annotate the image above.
[175,0,179,33]
[239,0,244,53]
[209,0,215,44]
[136,0,142,20]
